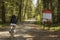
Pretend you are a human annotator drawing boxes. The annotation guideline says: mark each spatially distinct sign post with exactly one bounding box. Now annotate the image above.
[42,9,52,30]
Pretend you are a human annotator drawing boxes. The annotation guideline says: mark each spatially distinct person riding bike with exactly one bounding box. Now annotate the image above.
[9,15,17,38]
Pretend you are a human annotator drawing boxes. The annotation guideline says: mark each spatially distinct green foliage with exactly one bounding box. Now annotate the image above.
[0,23,3,28]
[35,0,42,21]
[0,0,60,25]
[34,21,41,25]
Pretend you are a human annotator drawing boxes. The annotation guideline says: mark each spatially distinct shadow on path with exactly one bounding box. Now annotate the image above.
[0,36,26,40]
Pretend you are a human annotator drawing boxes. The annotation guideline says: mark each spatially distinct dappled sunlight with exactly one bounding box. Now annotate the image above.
[24,18,36,24]
[0,24,60,40]
[48,35,58,37]
[14,34,22,37]
[0,31,10,38]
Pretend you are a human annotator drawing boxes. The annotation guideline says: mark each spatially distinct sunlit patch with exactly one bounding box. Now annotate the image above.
[48,35,58,37]
[14,34,22,37]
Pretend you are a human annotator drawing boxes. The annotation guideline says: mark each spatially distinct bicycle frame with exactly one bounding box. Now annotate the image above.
[9,25,16,37]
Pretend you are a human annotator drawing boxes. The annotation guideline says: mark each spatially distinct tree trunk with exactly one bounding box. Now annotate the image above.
[57,0,60,23]
[17,0,22,23]
[0,0,2,23]
[1,1,6,24]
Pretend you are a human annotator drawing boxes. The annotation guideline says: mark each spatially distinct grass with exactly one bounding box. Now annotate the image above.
[43,25,60,31]
[34,21,60,31]
[0,24,3,28]
[34,21,41,25]
[50,26,60,30]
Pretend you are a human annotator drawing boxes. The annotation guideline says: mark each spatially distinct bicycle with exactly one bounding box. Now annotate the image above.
[9,25,16,38]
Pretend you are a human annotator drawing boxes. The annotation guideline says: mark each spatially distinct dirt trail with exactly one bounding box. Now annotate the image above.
[0,24,60,40]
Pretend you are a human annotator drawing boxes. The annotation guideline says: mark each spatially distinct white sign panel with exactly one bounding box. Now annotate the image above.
[42,13,52,21]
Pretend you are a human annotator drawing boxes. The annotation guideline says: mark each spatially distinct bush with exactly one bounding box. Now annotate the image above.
[34,21,41,25]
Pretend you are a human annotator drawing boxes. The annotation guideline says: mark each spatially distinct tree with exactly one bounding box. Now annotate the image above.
[0,0,2,23]
[21,0,34,20]
[17,0,23,22]
[57,0,60,23]
[1,1,6,24]
[35,0,42,21]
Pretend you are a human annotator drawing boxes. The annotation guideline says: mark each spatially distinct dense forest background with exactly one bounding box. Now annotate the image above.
[0,0,60,24]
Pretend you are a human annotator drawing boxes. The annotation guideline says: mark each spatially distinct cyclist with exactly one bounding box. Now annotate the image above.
[9,15,17,38]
